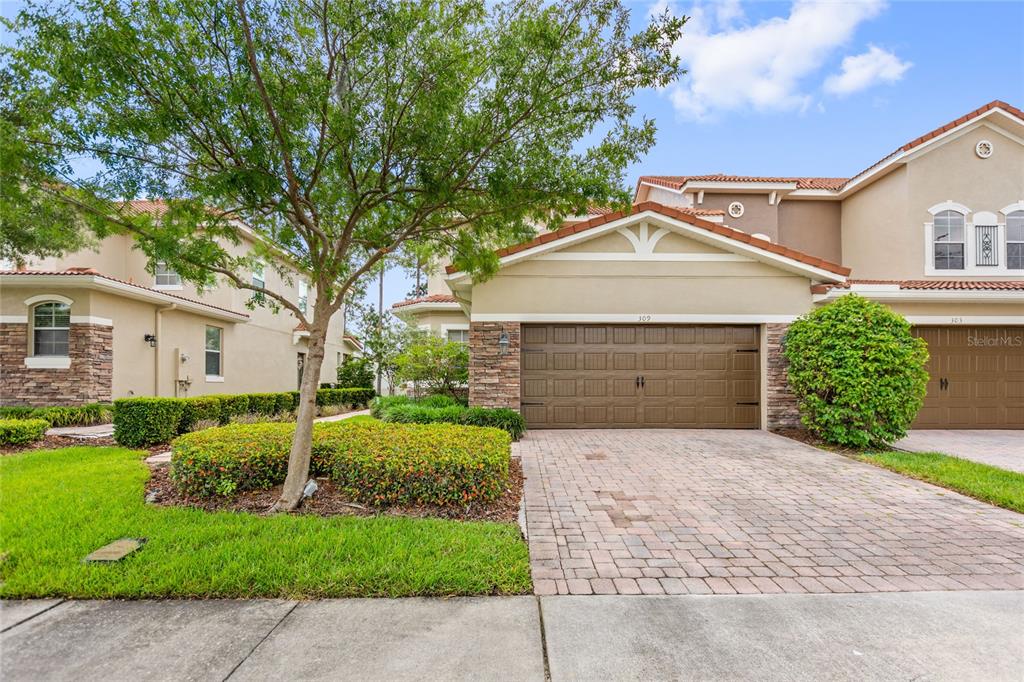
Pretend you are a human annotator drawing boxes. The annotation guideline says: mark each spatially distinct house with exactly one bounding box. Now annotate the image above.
[0,201,357,406]
[392,100,1024,430]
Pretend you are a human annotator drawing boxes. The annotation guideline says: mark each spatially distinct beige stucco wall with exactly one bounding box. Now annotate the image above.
[699,193,779,241]
[407,309,470,335]
[841,122,1024,280]
[777,200,842,263]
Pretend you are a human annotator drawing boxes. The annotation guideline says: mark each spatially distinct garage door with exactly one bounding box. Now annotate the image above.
[913,327,1024,428]
[520,324,759,429]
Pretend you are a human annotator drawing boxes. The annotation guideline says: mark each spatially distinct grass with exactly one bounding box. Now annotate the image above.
[0,446,531,599]
[860,450,1024,514]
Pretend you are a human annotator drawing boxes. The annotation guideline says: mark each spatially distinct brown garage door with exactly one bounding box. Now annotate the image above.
[913,326,1024,428]
[520,324,759,429]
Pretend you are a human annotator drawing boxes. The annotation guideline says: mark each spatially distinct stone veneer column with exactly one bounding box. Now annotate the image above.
[765,322,801,430]
[0,322,113,406]
[468,321,521,410]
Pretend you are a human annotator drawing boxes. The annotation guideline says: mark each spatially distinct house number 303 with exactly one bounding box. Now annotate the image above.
[638,315,652,322]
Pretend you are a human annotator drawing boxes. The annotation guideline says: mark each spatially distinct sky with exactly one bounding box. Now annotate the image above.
[6,1,1023,313]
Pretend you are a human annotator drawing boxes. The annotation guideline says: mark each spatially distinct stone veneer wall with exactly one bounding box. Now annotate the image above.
[765,322,801,430]
[468,321,521,410]
[0,323,113,406]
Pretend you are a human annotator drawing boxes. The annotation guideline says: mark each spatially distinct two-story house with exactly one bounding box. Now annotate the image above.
[0,201,360,406]
[393,100,1024,430]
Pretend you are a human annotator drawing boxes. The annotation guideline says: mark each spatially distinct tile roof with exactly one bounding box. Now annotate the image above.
[811,279,1024,294]
[446,202,851,277]
[0,268,249,318]
[391,293,459,309]
[639,175,849,191]
[640,101,1024,196]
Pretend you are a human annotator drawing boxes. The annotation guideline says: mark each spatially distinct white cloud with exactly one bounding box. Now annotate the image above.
[824,45,911,96]
[663,0,892,120]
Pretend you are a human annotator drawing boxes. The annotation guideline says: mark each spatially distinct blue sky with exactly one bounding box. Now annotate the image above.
[6,1,1023,309]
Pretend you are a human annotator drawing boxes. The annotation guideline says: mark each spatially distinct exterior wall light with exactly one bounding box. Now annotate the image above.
[498,331,510,355]
[144,334,157,348]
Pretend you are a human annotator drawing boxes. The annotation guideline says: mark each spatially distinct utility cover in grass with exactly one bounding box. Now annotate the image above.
[84,538,146,562]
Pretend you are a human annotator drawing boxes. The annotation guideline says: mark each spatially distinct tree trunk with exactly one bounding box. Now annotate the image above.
[273,319,329,512]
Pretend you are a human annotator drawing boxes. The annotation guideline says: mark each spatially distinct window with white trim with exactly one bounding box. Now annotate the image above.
[1008,211,1024,270]
[298,280,308,313]
[32,302,70,356]
[154,262,181,287]
[205,326,222,377]
[932,210,965,270]
[446,328,469,344]
[251,263,266,303]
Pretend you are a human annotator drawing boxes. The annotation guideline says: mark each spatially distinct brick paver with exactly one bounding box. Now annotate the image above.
[518,430,1024,595]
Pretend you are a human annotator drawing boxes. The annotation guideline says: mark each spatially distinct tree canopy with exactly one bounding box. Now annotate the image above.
[1,0,684,508]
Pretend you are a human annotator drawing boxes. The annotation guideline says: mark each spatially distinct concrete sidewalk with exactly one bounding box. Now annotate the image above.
[3,592,1022,681]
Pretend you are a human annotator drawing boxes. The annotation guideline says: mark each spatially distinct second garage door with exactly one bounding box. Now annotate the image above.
[913,326,1024,428]
[520,324,759,429]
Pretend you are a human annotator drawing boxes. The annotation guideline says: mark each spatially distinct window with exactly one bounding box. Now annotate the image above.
[205,326,222,377]
[33,302,70,356]
[1008,211,1024,270]
[446,328,469,344]
[298,280,308,314]
[251,263,266,303]
[933,210,965,270]
[154,262,181,287]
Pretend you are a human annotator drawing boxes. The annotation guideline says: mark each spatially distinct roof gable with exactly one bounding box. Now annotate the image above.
[446,202,850,282]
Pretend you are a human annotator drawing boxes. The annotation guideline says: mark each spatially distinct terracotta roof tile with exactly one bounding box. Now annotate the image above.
[0,269,249,317]
[445,202,851,277]
[812,279,1024,294]
[391,294,459,309]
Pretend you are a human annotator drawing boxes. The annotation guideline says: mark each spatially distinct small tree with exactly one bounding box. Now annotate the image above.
[783,294,929,448]
[395,335,469,398]
[351,302,413,395]
[335,356,374,389]
[3,0,683,509]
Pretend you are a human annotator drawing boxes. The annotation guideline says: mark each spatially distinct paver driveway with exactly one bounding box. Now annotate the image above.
[517,430,1024,596]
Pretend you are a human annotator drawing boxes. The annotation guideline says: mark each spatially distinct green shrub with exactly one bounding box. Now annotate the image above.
[383,404,466,425]
[247,393,283,417]
[336,356,375,389]
[178,397,222,433]
[329,421,510,506]
[783,294,929,448]
[113,398,186,447]
[317,387,376,409]
[417,394,461,409]
[370,395,412,418]
[460,407,526,441]
[216,394,251,424]
[0,403,112,427]
[0,418,49,445]
[170,420,510,505]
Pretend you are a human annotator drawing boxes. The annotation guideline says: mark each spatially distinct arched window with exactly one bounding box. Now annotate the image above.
[1007,211,1024,270]
[933,210,965,270]
[33,301,70,356]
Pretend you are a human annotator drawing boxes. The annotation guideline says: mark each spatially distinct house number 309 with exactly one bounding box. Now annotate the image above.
[951,317,964,324]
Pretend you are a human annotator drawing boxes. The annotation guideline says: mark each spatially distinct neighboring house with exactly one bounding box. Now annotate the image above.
[0,201,356,406]
[393,100,1024,430]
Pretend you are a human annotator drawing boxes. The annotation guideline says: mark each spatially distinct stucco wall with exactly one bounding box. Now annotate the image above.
[699,193,779,241]
[777,200,843,263]
[841,123,1024,280]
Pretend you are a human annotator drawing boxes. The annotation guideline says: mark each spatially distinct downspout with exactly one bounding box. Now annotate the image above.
[155,304,177,396]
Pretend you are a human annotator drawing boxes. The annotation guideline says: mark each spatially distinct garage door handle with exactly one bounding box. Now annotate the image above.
[636,376,641,389]
[640,376,645,388]
[940,378,948,391]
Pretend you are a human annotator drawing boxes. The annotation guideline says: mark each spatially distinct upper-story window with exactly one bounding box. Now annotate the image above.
[1008,211,1024,270]
[154,261,181,287]
[298,280,308,314]
[33,302,70,356]
[205,325,223,378]
[251,263,266,303]
[932,210,965,270]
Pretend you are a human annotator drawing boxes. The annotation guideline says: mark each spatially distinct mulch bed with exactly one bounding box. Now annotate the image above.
[772,428,874,456]
[1,434,120,456]
[144,457,525,523]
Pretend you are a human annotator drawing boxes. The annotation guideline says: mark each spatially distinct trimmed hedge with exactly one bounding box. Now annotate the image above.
[113,398,186,447]
[170,420,510,505]
[0,403,112,427]
[0,418,49,446]
[373,395,526,441]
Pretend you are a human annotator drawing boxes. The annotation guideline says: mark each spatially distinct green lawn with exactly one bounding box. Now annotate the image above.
[0,446,530,598]
[860,450,1024,514]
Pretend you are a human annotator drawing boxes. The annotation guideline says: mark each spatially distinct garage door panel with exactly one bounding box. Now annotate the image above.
[521,324,760,429]
[912,326,1024,429]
